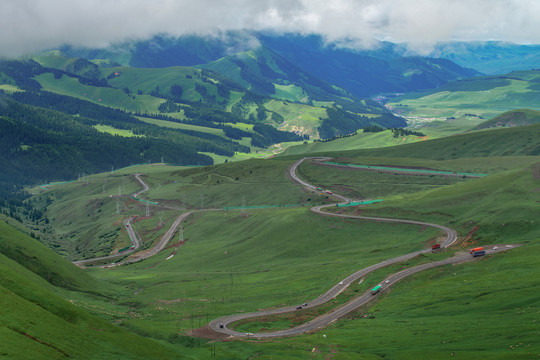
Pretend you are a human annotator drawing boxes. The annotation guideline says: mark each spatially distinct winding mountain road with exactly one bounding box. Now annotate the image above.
[207,157,515,338]
[72,157,515,337]
[73,174,190,268]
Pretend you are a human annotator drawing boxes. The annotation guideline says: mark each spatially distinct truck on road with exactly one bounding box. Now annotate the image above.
[470,247,484,254]
[370,285,382,295]
[472,250,486,257]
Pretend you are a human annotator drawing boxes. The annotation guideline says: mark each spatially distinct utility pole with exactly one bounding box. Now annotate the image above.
[146,203,150,217]
[178,226,184,243]
[115,199,120,215]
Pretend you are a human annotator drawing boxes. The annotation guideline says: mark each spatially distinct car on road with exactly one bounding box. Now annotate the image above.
[296,306,302,310]
[219,324,224,329]
[338,281,343,285]
[302,303,308,306]
[384,280,390,284]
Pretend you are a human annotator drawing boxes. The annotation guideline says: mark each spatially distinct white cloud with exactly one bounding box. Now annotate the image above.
[1,0,539,57]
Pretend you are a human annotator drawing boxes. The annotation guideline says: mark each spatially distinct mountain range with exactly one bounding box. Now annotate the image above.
[61,32,479,98]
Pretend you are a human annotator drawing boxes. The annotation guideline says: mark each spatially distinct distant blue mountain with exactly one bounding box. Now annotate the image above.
[61,32,479,98]
[429,41,540,75]
[256,33,478,98]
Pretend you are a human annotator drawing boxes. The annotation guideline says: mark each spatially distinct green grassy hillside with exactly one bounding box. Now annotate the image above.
[0,219,184,359]
[16,132,540,358]
[77,156,540,359]
[281,129,429,156]
[28,159,324,260]
[199,46,348,102]
[35,72,166,113]
[387,69,540,126]
[284,122,540,161]
[5,50,539,359]
[27,53,402,141]
[474,108,540,130]
[86,207,443,351]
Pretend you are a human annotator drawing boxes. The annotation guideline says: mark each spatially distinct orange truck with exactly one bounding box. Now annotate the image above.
[470,247,484,254]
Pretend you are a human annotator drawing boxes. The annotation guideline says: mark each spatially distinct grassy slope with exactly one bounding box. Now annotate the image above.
[5,49,538,360]
[31,58,333,141]
[264,99,328,138]
[281,123,540,161]
[282,130,429,156]
[301,162,540,359]
[137,117,226,137]
[387,70,540,122]
[81,156,540,359]
[29,171,144,260]
[35,73,165,113]
[103,66,225,104]
[474,108,540,129]
[19,114,540,358]
[29,159,324,260]
[33,51,80,71]
[87,207,442,346]
[0,220,183,359]
[94,124,143,137]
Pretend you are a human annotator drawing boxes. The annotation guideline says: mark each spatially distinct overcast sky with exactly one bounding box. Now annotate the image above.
[1,0,540,57]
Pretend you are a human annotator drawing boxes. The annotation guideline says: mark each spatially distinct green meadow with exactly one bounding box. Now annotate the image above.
[0,219,185,359]
[387,70,540,123]
[264,99,328,138]
[7,124,539,358]
[85,207,443,344]
[35,73,165,113]
[282,129,430,156]
[93,124,144,137]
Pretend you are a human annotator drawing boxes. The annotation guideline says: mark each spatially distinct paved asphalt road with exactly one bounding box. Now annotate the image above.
[73,174,191,268]
[70,158,515,337]
[207,157,515,338]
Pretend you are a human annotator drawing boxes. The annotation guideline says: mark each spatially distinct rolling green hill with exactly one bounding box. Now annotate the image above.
[0,219,184,359]
[281,122,540,161]
[9,121,540,358]
[26,158,324,260]
[474,108,540,130]
[4,33,540,359]
[43,153,540,358]
[61,33,478,98]
[30,53,405,140]
[387,69,540,127]
[281,129,429,156]
[199,46,348,102]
